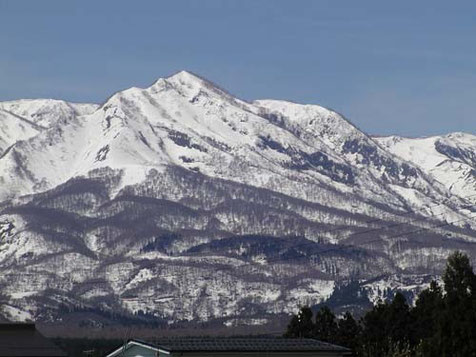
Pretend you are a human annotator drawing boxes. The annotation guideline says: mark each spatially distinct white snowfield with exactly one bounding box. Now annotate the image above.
[0,71,472,218]
[0,99,98,128]
[0,71,474,325]
[375,133,476,204]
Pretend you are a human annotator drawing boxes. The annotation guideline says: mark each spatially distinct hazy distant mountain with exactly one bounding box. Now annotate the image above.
[0,71,474,328]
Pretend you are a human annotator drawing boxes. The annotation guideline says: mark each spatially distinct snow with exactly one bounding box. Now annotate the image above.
[2,305,33,322]
[375,133,476,203]
[0,110,40,155]
[362,275,436,305]
[0,70,475,324]
[377,136,445,169]
[287,279,335,308]
[10,291,37,299]
[84,234,102,253]
[125,268,154,290]
[0,99,98,128]
[0,70,469,230]
[81,288,110,299]
[223,318,269,327]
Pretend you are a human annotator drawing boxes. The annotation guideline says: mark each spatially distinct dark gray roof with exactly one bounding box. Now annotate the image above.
[155,338,350,353]
[0,323,67,357]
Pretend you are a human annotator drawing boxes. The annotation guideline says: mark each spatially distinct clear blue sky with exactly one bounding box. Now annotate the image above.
[1,0,475,136]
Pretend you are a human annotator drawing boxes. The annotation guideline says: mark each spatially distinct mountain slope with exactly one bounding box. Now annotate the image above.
[0,99,98,128]
[0,71,474,327]
[375,133,476,203]
[0,109,41,157]
[1,72,470,219]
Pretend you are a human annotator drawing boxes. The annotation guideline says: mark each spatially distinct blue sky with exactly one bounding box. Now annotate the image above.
[1,0,475,136]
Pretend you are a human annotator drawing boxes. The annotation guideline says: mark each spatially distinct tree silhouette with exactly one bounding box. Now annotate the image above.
[412,280,443,343]
[284,252,476,356]
[430,251,476,356]
[314,306,338,342]
[336,311,361,351]
[284,306,314,338]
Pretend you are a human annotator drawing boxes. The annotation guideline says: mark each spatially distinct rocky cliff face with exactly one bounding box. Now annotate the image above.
[0,71,474,327]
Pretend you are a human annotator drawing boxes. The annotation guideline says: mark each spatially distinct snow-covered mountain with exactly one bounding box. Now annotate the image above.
[0,71,474,328]
[0,99,98,128]
[375,133,476,203]
[0,99,98,163]
[0,110,40,157]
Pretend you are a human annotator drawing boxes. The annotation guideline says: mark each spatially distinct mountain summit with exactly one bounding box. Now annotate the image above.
[0,72,474,327]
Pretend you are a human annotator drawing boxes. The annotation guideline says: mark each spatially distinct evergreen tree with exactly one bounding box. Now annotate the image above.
[432,251,476,356]
[314,306,338,343]
[386,292,413,345]
[283,251,476,356]
[284,306,314,338]
[336,311,361,351]
[360,299,391,354]
[412,280,443,343]
[443,251,475,302]
[360,293,413,355]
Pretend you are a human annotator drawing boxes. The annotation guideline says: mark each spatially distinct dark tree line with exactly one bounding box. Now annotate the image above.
[285,251,476,356]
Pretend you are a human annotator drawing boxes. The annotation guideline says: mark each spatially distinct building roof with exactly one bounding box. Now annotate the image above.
[106,340,161,357]
[156,338,350,353]
[106,337,351,357]
[0,323,67,357]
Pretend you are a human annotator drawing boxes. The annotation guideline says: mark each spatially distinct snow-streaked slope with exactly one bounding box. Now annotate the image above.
[0,99,98,128]
[0,110,41,156]
[375,133,476,203]
[0,72,465,218]
[0,99,98,199]
[253,99,445,197]
[0,98,98,160]
[0,71,475,326]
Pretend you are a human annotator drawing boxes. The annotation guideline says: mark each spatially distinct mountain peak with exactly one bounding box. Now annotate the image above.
[167,70,202,81]
[162,70,212,90]
[157,70,233,100]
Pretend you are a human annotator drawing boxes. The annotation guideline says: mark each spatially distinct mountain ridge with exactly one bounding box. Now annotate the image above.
[0,71,474,328]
